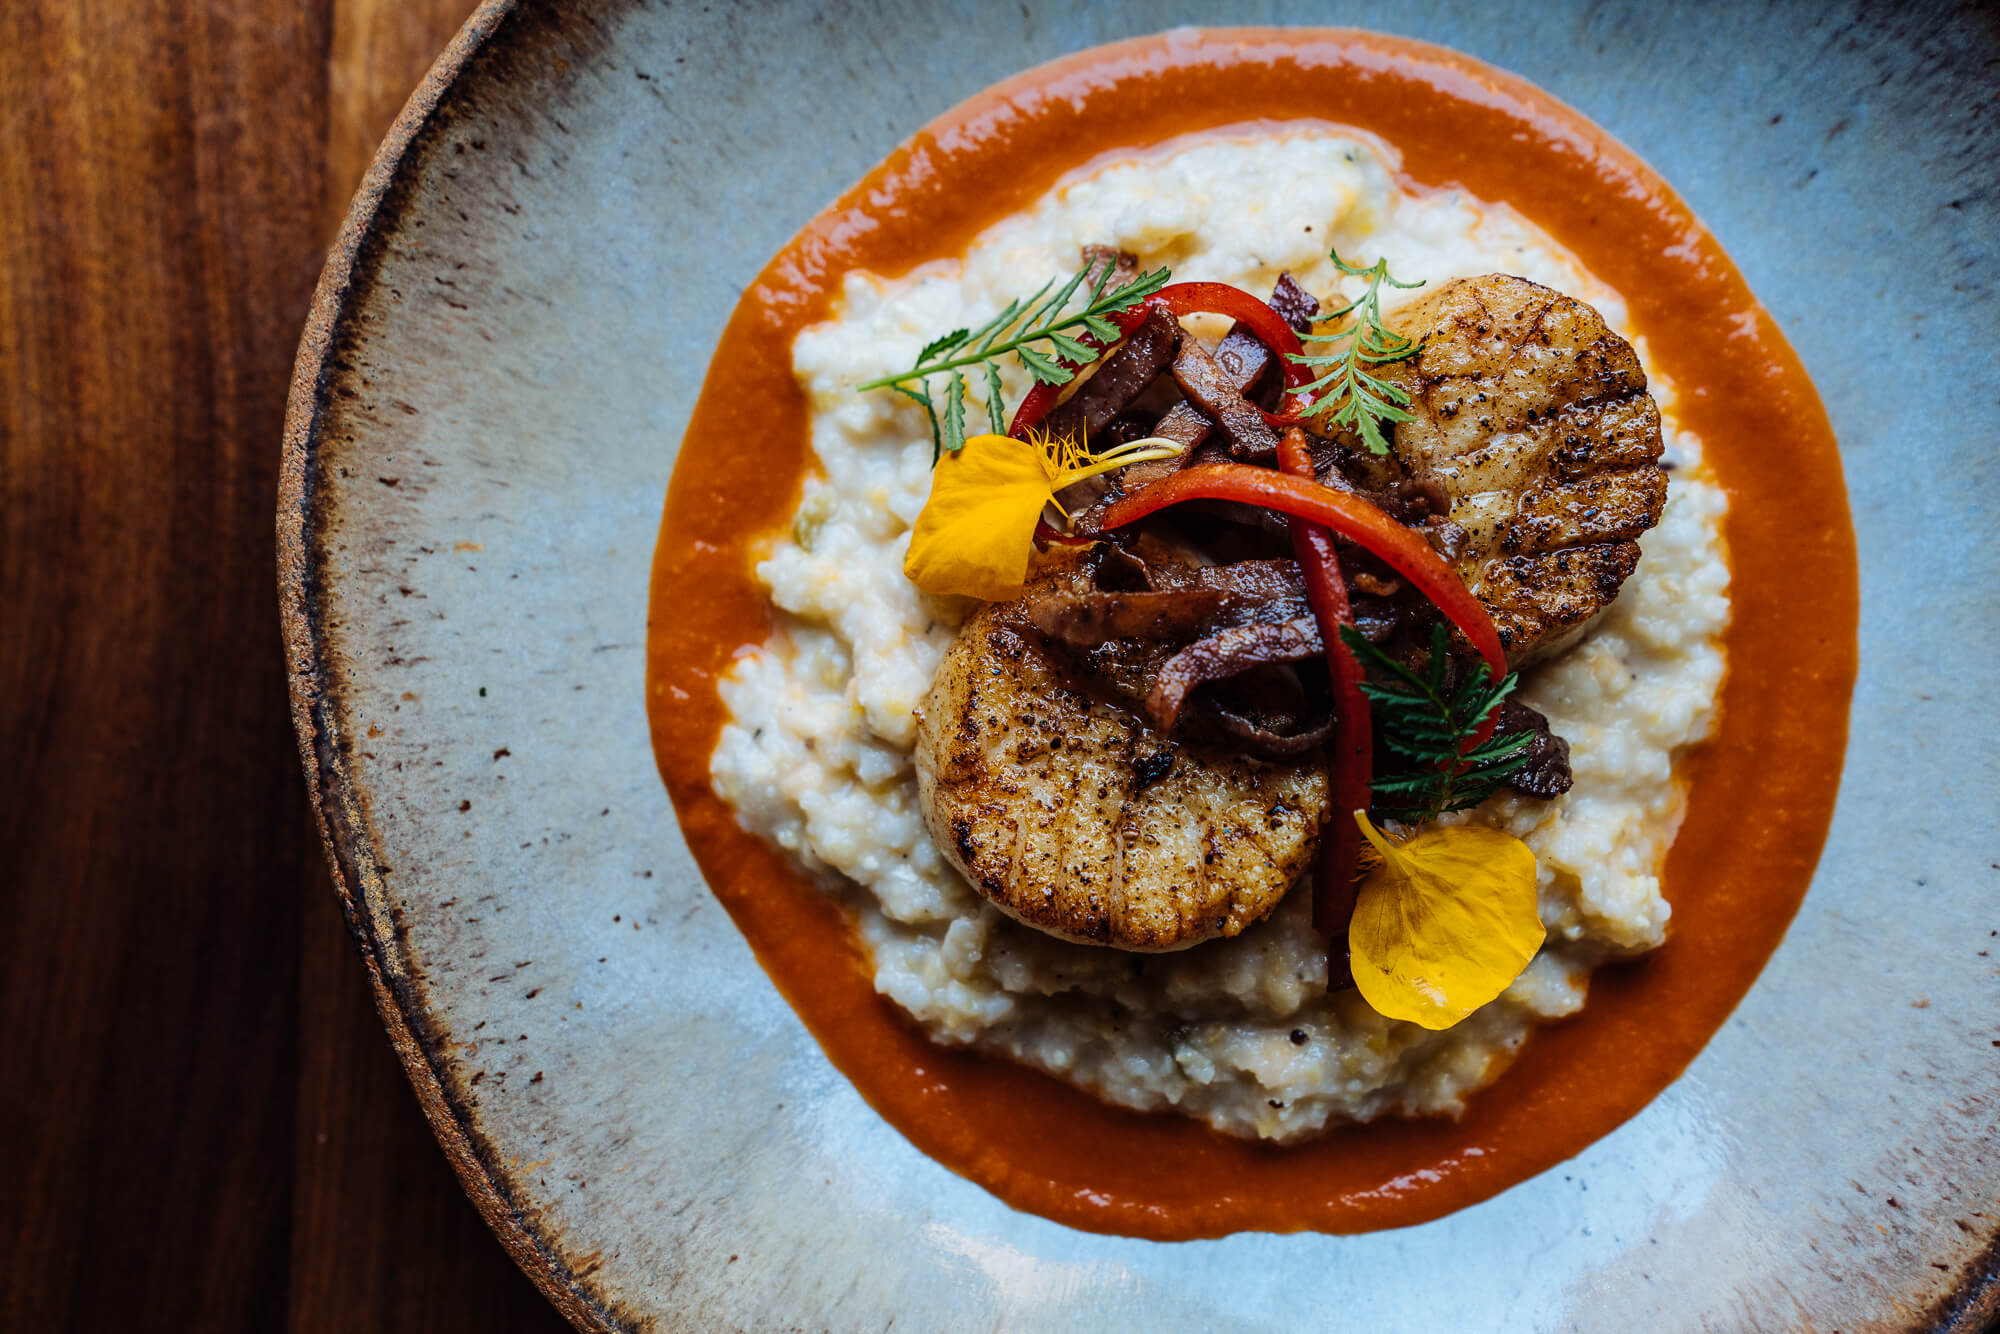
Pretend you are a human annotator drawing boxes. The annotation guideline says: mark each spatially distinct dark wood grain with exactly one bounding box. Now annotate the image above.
[0,2,569,1329]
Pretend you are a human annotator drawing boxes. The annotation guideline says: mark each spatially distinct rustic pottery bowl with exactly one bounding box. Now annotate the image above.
[279,1,2000,1328]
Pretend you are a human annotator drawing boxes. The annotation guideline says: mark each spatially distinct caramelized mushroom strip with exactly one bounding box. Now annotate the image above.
[1214,272,1321,406]
[1151,400,1213,449]
[1146,615,1325,735]
[1079,244,1140,293]
[1203,695,1335,755]
[1103,402,1210,494]
[1148,558,1303,598]
[1495,698,1574,798]
[1170,338,1282,463]
[1027,587,1243,647]
[1026,558,1307,647]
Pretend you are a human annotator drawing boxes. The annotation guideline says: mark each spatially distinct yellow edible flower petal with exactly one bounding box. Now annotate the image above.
[1347,812,1544,1031]
[903,431,1182,601]
[903,433,1051,600]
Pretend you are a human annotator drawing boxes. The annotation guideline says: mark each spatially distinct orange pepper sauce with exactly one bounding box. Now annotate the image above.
[646,28,1857,1239]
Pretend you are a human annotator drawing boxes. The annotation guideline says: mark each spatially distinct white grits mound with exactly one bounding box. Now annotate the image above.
[709,130,1731,1141]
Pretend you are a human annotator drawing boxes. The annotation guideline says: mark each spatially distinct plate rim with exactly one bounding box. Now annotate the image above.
[275,1,623,1329]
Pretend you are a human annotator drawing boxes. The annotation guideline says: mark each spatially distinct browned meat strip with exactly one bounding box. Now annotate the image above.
[1026,555,1310,647]
[1152,400,1213,450]
[1203,692,1334,755]
[1136,557,1303,600]
[1062,271,1305,488]
[1080,244,1140,293]
[1119,275,1316,495]
[1016,550,1344,754]
[1148,615,1323,732]
[1495,698,1573,798]
[1026,587,1242,647]
[1187,437,1235,469]
[1214,272,1320,408]
[1111,401,1210,492]
[1171,338,1282,462]
[1213,326,1274,399]
[1268,272,1319,330]
[1043,303,1182,445]
[1082,543,1153,590]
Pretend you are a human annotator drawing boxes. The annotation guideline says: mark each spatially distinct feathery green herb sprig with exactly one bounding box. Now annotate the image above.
[1290,251,1424,456]
[857,262,1171,462]
[1339,624,1532,825]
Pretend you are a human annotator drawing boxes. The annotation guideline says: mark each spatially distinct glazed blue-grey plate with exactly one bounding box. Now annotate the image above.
[278,1,2000,1328]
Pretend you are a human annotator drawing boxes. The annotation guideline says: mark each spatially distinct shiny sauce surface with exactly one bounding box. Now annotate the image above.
[646,28,1857,1238]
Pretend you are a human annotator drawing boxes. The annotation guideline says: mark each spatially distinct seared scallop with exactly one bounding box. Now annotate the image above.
[1375,274,1667,665]
[914,571,1328,952]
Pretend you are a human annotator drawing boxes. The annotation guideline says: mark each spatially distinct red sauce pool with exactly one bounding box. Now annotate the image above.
[646,28,1857,1238]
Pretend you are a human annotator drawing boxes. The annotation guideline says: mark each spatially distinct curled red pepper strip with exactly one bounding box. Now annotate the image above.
[1009,385,1057,438]
[1095,463,1509,706]
[1273,429,1371,938]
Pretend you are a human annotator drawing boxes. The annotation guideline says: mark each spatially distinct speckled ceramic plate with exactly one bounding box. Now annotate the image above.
[278,2,2000,1329]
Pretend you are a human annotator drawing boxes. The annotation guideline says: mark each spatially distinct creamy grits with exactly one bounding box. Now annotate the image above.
[708,130,1729,1141]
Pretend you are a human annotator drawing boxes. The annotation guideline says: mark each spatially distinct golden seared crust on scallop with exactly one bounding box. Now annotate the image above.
[913,581,1328,953]
[1378,274,1667,665]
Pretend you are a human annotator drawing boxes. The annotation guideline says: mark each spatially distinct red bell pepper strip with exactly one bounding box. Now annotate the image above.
[1273,429,1372,938]
[1010,384,1058,438]
[1095,463,1508,717]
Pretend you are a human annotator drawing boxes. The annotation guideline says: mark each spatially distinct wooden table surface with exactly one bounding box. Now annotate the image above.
[3,3,572,1328]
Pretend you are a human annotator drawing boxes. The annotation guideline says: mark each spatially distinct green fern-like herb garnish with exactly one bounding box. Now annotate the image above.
[1339,623,1532,825]
[857,262,1171,462]
[1289,251,1424,456]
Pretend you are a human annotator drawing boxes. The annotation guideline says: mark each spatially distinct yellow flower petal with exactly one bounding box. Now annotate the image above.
[1347,812,1543,1031]
[903,433,1051,601]
[902,430,1183,601]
